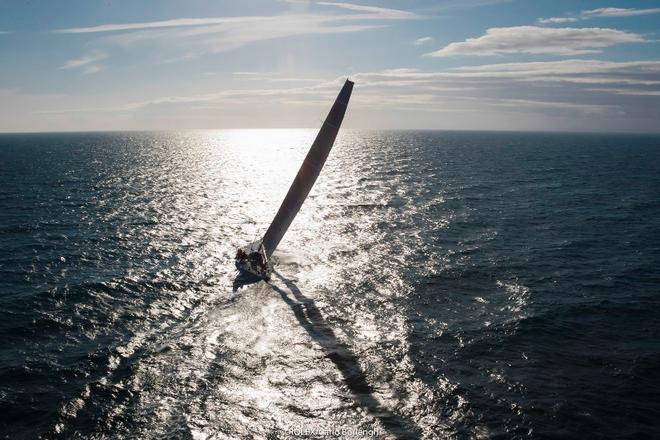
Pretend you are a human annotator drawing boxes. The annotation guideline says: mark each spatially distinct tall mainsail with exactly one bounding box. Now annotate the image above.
[261,79,353,258]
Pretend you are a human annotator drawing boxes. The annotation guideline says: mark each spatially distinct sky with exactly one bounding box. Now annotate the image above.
[1,0,659,133]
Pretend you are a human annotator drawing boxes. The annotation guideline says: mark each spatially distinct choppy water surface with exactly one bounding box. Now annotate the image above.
[1,130,659,439]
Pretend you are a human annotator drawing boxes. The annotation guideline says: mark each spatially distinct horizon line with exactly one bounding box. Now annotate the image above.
[1,127,660,136]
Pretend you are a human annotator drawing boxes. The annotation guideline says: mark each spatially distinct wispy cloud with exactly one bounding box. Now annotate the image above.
[317,2,415,19]
[54,3,415,35]
[414,36,434,46]
[81,65,104,75]
[0,31,10,34]
[586,88,660,96]
[427,26,646,57]
[538,7,660,25]
[53,7,415,67]
[341,62,660,95]
[582,7,660,18]
[483,97,619,114]
[58,50,108,74]
[344,60,660,116]
[537,17,578,24]
[416,0,512,13]
[450,59,660,77]
[45,58,660,119]
[230,71,325,82]
[448,60,660,87]
[94,17,385,56]
[53,17,269,34]
[38,56,660,123]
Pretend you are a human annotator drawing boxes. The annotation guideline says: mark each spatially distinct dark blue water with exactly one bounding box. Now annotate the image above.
[1,130,659,439]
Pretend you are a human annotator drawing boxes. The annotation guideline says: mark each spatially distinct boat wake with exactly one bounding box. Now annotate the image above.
[269,270,420,439]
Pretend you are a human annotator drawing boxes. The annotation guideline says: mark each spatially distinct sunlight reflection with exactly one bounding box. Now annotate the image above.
[203,129,317,244]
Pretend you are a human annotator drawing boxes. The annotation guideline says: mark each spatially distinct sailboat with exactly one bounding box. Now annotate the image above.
[235,79,354,280]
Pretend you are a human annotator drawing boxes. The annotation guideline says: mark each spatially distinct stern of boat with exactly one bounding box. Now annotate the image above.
[235,240,271,280]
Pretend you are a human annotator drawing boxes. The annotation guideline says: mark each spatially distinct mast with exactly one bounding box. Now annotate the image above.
[261,79,353,257]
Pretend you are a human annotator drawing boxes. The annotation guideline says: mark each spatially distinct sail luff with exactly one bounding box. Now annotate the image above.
[261,79,353,257]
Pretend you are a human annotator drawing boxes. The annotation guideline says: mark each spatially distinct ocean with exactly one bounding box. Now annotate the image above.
[1,130,659,439]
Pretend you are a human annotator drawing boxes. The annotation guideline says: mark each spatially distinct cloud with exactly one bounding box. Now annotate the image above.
[538,7,660,25]
[49,58,660,116]
[54,8,414,65]
[47,59,659,116]
[427,26,646,57]
[346,60,660,112]
[59,50,108,74]
[586,88,660,96]
[414,36,434,46]
[451,59,660,79]
[53,17,269,34]
[0,31,10,34]
[316,2,415,19]
[53,4,415,35]
[95,17,385,56]
[419,0,512,12]
[13,58,660,132]
[581,7,660,18]
[483,97,618,114]
[81,65,104,75]
[537,17,578,24]
[90,59,660,112]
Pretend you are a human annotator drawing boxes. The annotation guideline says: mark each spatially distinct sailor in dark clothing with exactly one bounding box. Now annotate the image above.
[249,251,263,267]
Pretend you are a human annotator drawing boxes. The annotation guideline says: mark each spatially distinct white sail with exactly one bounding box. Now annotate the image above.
[261,79,354,257]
